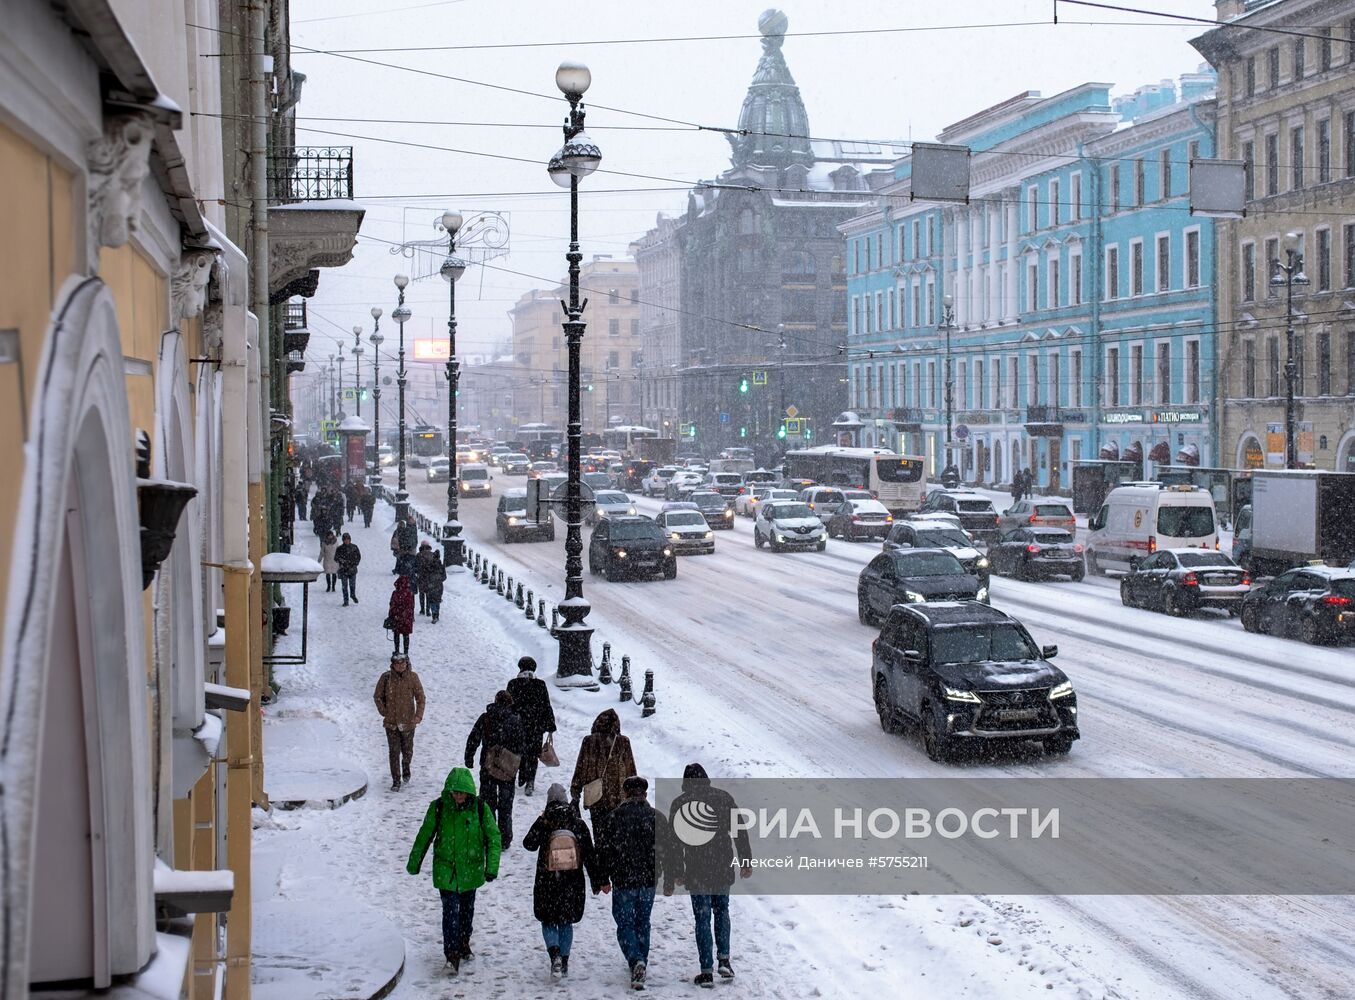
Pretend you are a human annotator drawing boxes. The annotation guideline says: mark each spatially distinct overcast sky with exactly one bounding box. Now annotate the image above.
[289,0,1219,370]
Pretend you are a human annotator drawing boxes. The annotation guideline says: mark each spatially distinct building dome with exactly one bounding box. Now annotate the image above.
[729,10,813,170]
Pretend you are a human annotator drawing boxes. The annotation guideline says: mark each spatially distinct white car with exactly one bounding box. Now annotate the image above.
[642,466,678,496]
[800,486,848,521]
[586,489,637,525]
[426,457,450,482]
[459,462,493,497]
[908,511,967,532]
[657,507,715,554]
[754,501,827,552]
[736,486,798,517]
[663,471,705,500]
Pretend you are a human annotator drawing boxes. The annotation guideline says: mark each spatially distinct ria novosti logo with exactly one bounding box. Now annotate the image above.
[671,799,720,847]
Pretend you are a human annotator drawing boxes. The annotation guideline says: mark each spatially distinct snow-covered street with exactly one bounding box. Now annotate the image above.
[252,487,1355,1000]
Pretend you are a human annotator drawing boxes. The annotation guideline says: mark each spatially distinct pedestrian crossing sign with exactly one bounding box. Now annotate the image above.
[751,370,767,386]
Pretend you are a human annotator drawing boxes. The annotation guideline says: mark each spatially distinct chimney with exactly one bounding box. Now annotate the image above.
[1215,0,1243,20]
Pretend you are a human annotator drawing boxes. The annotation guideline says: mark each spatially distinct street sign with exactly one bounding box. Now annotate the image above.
[751,370,767,386]
[785,418,802,436]
[719,412,730,424]
[341,387,357,401]
[785,404,799,418]
[955,423,970,441]
[320,419,337,444]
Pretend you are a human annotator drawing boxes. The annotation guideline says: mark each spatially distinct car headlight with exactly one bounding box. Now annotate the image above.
[662,547,673,557]
[1049,681,1075,699]
[977,585,989,602]
[905,590,926,603]
[776,533,787,542]
[977,557,990,568]
[724,510,733,518]
[507,516,518,526]
[628,507,637,515]
[705,531,713,539]
[943,685,982,704]
[615,549,627,559]
[670,532,681,540]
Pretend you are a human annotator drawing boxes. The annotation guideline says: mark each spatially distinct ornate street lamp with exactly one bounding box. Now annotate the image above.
[1270,232,1310,469]
[392,274,411,520]
[334,342,345,420]
[351,325,365,418]
[439,210,468,566]
[369,306,384,488]
[328,354,337,420]
[939,293,959,487]
[549,59,603,686]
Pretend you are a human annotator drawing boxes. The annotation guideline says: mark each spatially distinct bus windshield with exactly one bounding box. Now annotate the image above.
[875,458,925,483]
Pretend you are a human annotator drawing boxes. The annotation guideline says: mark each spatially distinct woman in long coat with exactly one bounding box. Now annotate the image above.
[319,530,339,592]
[521,784,604,980]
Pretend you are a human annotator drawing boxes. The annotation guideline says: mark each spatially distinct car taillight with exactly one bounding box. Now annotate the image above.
[885,515,893,522]
[1026,544,1042,554]
[852,516,862,522]
[1074,543,1084,552]
[1241,575,1251,586]
[1148,535,1157,554]
[1321,595,1353,605]
[1182,572,1199,586]
[1214,538,1220,550]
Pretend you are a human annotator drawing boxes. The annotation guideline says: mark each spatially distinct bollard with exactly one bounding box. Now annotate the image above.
[537,598,547,628]
[471,552,479,575]
[598,642,613,685]
[550,606,559,632]
[640,669,656,717]
[618,655,632,703]
[503,574,512,598]
[515,582,525,608]
[497,572,506,596]
[481,561,490,585]
[525,588,535,617]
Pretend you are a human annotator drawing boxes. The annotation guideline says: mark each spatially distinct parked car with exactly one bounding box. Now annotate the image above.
[735,486,797,517]
[664,471,704,500]
[1085,483,1218,575]
[458,462,493,497]
[496,489,555,543]
[1240,565,1355,644]
[857,550,984,626]
[800,486,847,521]
[918,489,1001,541]
[884,521,989,586]
[500,452,531,475]
[642,466,678,496]
[688,490,735,529]
[588,516,677,580]
[824,498,894,541]
[870,601,1079,761]
[753,501,827,552]
[997,498,1076,533]
[1119,549,1250,616]
[706,472,746,499]
[657,506,715,554]
[988,527,1085,581]
[426,457,450,482]
[586,489,637,525]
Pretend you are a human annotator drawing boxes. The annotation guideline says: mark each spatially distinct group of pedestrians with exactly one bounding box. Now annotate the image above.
[398,653,752,989]
[1010,467,1037,502]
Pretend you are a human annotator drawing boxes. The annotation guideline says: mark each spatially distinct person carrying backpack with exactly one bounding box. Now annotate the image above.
[464,691,526,848]
[407,766,501,975]
[521,783,605,981]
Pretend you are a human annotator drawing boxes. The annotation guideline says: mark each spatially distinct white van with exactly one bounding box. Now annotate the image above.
[1086,483,1218,574]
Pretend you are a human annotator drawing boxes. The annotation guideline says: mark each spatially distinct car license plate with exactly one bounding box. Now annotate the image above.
[998,708,1039,722]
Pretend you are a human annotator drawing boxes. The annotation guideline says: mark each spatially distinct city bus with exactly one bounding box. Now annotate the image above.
[784,446,927,514]
[602,425,659,455]
[409,425,444,465]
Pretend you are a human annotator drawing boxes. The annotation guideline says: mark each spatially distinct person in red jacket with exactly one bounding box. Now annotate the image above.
[387,576,415,654]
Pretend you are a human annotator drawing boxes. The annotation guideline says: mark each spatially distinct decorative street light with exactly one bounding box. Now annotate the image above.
[351,325,365,418]
[939,293,959,487]
[369,306,384,488]
[392,274,412,520]
[328,353,337,420]
[334,342,345,420]
[549,59,603,686]
[439,210,468,567]
[1270,232,1309,469]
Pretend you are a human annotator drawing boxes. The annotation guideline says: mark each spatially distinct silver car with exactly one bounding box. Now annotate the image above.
[587,489,637,525]
[657,508,715,554]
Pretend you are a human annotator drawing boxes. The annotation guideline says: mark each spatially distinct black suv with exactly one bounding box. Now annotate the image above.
[1240,565,1355,644]
[918,490,1001,541]
[588,516,677,581]
[689,490,735,530]
[884,521,990,587]
[857,550,983,626]
[496,489,555,543]
[870,601,1078,761]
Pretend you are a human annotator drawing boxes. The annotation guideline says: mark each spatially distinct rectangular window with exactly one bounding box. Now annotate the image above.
[1189,140,1200,163]
[1156,234,1171,293]
[913,284,921,329]
[1071,349,1083,407]
[975,359,986,409]
[1131,344,1144,405]
[1242,140,1255,199]
[1318,119,1332,183]
[608,318,620,336]
[1291,126,1305,191]
[992,358,1002,410]
[1245,56,1256,96]
[1028,186,1039,231]
[1071,251,1083,305]
[1160,148,1172,199]
[959,361,968,408]
[926,280,936,325]
[1107,346,1121,406]
[928,361,938,408]
[1267,45,1280,88]
[1049,353,1061,407]
[1106,245,1120,299]
[1051,178,1061,225]
[1185,229,1201,288]
[1070,172,1082,220]
[1244,339,1256,398]
[1266,132,1279,195]
[1028,260,1040,311]
[897,226,905,263]
[1157,342,1171,404]
[1109,164,1120,211]
[630,318,639,337]
[853,240,862,274]
[1134,157,1145,206]
[1129,240,1143,296]
[1320,26,1332,70]
[876,291,884,332]
[1346,224,1355,288]
[1319,332,1332,395]
[876,233,884,269]
[1242,241,1256,301]
[1294,37,1306,79]
[607,350,620,370]
[1008,356,1019,408]
[927,216,936,255]
[1267,337,1281,397]
[1348,330,1355,395]
[1346,111,1355,178]
[1028,354,1040,407]
[913,363,922,407]
[1186,339,1200,404]
[1317,228,1331,291]
[912,220,921,259]
[1050,257,1061,308]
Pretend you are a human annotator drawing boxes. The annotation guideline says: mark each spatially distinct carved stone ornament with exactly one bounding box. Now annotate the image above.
[87,112,156,268]
[172,250,217,321]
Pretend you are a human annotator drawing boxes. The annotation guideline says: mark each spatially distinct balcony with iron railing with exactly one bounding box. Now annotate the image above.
[266,146,365,301]
[282,300,310,356]
[267,147,353,205]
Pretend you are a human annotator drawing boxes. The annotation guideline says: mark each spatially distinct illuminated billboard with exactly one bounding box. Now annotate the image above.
[412,338,450,362]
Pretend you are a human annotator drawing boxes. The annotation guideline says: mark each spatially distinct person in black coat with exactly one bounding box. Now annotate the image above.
[521,783,605,980]
[599,776,675,990]
[668,763,752,986]
[465,691,526,847]
[334,532,362,606]
[414,542,439,616]
[359,485,376,527]
[506,656,557,797]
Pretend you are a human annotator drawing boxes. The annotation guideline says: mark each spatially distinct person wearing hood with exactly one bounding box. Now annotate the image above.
[415,541,440,616]
[374,653,425,791]
[598,776,675,992]
[421,549,446,623]
[407,766,501,974]
[569,708,637,847]
[319,530,339,592]
[464,690,527,847]
[506,656,557,797]
[387,576,415,654]
[667,763,753,987]
[521,783,605,981]
[359,483,376,527]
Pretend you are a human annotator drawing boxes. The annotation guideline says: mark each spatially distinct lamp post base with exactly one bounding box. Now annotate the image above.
[554,623,598,689]
[442,520,464,567]
[394,490,409,523]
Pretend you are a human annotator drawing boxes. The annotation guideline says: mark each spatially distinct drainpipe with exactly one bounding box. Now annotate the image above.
[1087,148,1104,460]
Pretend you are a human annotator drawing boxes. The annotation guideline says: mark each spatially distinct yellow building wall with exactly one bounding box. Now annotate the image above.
[0,120,78,655]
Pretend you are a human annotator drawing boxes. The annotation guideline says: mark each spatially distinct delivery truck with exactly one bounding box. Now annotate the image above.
[1234,470,1355,576]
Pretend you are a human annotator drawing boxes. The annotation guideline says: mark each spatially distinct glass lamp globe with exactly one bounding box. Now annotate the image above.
[371,306,383,320]
[562,132,602,179]
[441,210,463,235]
[440,254,467,284]
[555,61,591,97]
[393,273,409,290]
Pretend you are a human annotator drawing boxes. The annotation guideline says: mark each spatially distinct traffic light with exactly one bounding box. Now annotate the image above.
[586,383,594,392]
[804,424,812,439]
[739,376,749,393]
[688,424,696,438]
[777,423,787,440]
[739,427,747,438]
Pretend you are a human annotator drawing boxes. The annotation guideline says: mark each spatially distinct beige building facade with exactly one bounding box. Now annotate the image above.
[1193,0,1355,471]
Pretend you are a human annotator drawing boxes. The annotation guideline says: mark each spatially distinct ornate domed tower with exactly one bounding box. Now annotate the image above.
[728,9,814,172]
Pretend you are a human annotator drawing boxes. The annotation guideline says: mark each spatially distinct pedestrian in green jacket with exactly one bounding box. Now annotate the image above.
[407,766,502,973]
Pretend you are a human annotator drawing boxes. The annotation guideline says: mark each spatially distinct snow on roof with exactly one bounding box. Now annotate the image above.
[270,199,366,213]
[260,552,324,581]
[338,415,370,432]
